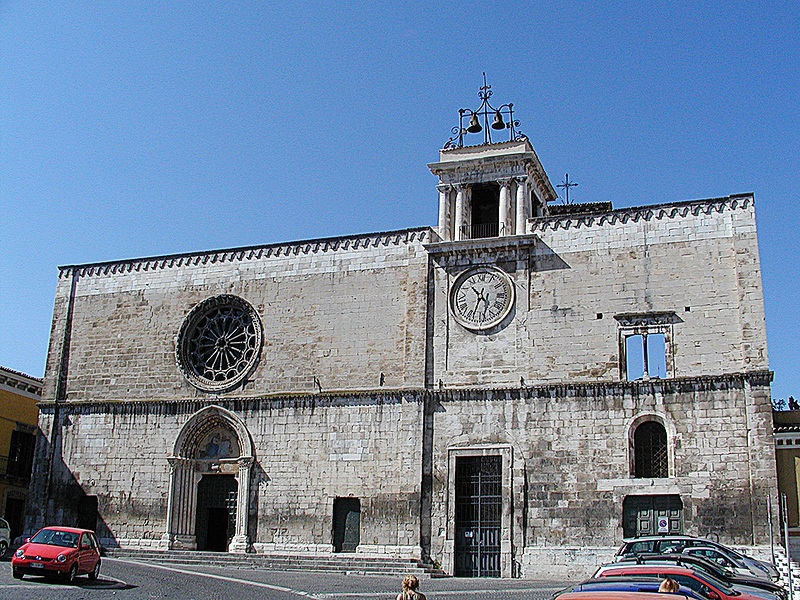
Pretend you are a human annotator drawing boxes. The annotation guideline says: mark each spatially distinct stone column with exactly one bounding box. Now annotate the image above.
[229,457,253,553]
[515,178,529,235]
[437,184,453,241]
[165,457,198,550]
[499,179,513,236]
[454,184,470,241]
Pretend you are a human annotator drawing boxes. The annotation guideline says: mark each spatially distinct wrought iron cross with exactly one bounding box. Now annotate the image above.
[557,173,578,204]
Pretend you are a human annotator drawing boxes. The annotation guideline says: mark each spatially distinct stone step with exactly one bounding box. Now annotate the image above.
[104,549,445,577]
[106,550,426,567]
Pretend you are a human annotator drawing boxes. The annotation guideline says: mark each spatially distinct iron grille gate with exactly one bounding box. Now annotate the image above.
[454,455,502,577]
[224,490,237,544]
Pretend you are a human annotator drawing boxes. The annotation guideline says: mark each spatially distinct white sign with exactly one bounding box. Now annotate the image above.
[657,518,669,533]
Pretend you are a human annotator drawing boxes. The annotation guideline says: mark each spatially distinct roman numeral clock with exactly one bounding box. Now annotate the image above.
[449,266,515,331]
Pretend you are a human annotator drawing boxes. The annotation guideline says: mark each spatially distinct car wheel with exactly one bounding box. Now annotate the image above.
[12,567,23,579]
[66,563,78,584]
[0,540,7,556]
[88,560,100,580]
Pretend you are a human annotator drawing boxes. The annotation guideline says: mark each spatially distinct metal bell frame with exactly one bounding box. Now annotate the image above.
[443,73,526,149]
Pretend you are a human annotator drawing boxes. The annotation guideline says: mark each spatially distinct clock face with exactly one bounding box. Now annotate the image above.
[450,266,515,331]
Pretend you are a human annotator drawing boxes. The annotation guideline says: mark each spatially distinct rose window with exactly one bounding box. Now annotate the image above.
[176,295,262,392]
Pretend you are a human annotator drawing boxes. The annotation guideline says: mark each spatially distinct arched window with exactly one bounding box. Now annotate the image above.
[634,421,668,478]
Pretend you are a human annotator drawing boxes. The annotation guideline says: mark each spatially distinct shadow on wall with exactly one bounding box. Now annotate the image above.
[22,422,119,551]
[247,461,269,546]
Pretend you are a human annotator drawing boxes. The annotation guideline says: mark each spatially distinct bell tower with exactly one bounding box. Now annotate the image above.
[428,75,556,242]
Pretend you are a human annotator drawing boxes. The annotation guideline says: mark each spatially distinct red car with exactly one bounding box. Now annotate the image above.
[11,526,101,583]
[597,564,769,600]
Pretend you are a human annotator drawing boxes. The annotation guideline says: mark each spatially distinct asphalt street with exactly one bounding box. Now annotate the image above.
[0,556,573,600]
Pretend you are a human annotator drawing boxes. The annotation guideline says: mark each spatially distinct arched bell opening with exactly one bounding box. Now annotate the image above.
[164,406,254,553]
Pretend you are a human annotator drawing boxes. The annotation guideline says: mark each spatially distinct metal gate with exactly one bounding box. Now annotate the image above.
[454,455,502,577]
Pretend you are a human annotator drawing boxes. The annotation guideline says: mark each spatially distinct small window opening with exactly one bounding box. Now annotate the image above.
[7,430,35,479]
[625,332,666,380]
[634,421,668,478]
[470,183,500,239]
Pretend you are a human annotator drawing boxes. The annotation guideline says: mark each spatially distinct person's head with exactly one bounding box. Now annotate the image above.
[658,577,680,593]
[402,576,420,591]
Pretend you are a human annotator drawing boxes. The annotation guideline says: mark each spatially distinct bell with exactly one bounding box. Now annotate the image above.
[466,113,482,133]
[491,111,505,130]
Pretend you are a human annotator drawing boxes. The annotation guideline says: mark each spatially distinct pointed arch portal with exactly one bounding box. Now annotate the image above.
[164,405,254,553]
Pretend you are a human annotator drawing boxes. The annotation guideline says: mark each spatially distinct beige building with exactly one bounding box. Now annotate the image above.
[27,89,776,577]
[774,410,800,553]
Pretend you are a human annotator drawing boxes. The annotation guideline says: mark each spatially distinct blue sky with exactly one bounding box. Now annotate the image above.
[1,1,797,400]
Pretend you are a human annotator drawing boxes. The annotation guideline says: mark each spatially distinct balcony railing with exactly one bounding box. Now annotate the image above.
[459,222,505,240]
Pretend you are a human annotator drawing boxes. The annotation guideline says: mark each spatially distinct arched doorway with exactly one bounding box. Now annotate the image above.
[164,406,254,553]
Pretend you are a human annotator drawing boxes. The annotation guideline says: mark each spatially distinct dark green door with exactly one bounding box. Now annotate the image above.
[623,495,683,538]
[333,497,360,552]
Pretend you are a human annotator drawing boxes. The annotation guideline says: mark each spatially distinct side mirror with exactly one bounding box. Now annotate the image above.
[706,590,720,600]
[25,538,30,543]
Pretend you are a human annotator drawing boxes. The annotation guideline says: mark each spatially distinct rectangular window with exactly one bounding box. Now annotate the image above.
[615,312,676,381]
[624,332,668,381]
[6,430,35,479]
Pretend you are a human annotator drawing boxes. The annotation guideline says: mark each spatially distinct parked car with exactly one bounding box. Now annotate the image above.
[0,518,10,555]
[11,526,101,583]
[556,593,687,600]
[602,552,786,599]
[554,576,707,599]
[616,536,779,581]
[596,564,777,600]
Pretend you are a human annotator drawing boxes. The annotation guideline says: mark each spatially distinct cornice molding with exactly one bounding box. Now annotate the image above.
[436,369,773,401]
[531,194,753,233]
[0,366,42,396]
[58,227,433,279]
[38,370,772,411]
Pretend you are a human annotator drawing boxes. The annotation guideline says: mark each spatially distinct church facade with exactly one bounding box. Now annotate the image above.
[27,96,776,577]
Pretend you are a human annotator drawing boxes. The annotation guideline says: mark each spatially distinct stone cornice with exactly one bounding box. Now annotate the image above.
[531,194,753,232]
[424,233,539,256]
[0,366,43,396]
[436,370,773,401]
[37,371,772,410]
[58,227,433,279]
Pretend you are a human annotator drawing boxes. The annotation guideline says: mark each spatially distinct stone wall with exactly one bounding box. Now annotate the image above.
[27,194,776,576]
[428,373,777,578]
[42,229,430,403]
[30,392,424,554]
[429,196,768,388]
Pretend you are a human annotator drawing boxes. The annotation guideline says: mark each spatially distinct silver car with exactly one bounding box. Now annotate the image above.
[615,535,779,582]
[0,518,10,556]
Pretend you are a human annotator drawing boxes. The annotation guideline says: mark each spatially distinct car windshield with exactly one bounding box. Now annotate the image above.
[30,529,80,548]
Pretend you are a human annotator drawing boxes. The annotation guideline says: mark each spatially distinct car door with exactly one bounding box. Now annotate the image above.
[77,534,93,573]
[86,533,100,569]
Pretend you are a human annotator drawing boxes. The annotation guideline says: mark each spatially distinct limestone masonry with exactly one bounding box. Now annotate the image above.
[27,130,775,578]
